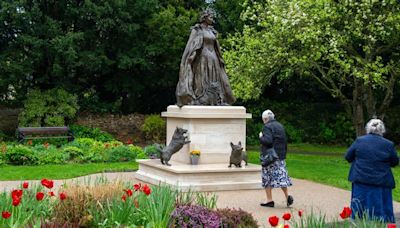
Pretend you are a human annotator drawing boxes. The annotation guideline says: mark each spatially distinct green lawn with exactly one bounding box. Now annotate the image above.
[248,150,400,202]
[1,144,400,202]
[0,162,138,181]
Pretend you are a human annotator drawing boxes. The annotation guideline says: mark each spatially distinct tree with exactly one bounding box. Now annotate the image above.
[225,0,400,136]
[0,0,204,113]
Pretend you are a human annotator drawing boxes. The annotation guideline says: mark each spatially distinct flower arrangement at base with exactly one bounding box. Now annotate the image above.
[190,150,200,165]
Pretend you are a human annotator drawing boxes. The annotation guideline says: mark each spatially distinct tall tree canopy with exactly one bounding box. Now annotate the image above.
[225,0,400,135]
[0,0,205,113]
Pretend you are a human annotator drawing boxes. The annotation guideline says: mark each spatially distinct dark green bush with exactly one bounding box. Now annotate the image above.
[105,145,137,162]
[32,144,69,165]
[69,124,115,142]
[19,88,79,127]
[6,145,38,165]
[141,115,166,143]
[143,144,159,158]
[245,99,355,145]
[216,208,258,228]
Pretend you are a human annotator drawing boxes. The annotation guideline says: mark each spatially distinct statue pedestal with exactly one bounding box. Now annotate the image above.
[135,105,262,191]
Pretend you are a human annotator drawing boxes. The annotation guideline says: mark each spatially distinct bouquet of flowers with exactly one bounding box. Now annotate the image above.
[190,150,201,157]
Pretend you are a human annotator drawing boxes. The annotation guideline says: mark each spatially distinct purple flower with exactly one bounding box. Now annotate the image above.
[171,205,221,228]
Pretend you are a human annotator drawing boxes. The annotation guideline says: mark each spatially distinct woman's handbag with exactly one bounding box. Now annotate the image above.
[260,148,279,167]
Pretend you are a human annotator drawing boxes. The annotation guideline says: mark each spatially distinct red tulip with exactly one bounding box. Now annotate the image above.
[340,206,352,219]
[126,139,133,144]
[41,179,54,189]
[298,210,303,217]
[142,184,151,195]
[12,197,21,206]
[122,195,127,202]
[11,189,23,200]
[36,192,44,201]
[282,212,291,220]
[268,215,279,227]
[22,182,29,189]
[387,224,396,228]
[1,211,11,219]
[133,183,141,191]
[284,225,290,228]
[124,189,133,197]
[59,192,67,201]
[49,191,55,197]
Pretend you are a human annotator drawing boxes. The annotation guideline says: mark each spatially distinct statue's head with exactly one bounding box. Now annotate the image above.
[200,8,216,24]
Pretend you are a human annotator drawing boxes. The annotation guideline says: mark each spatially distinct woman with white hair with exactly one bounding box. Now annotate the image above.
[345,118,399,222]
[259,110,293,207]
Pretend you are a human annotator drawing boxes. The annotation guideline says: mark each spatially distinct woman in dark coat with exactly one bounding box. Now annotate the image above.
[345,118,399,222]
[259,110,293,207]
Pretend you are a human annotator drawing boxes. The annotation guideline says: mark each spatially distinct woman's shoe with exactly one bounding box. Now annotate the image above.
[260,201,275,207]
[287,195,294,207]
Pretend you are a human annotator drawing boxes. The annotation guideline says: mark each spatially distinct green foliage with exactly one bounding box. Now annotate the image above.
[5,145,38,165]
[245,99,355,145]
[19,88,79,127]
[105,145,137,162]
[0,0,203,113]
[143,144,160,158]
[69,124,114,142]
[225,0,400,134]
[141,115,166,143]
[32,144,69,165]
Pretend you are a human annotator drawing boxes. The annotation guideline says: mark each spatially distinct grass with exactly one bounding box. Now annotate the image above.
[0,162,138,181]
[247,143,348,155]
[248,150,400,202]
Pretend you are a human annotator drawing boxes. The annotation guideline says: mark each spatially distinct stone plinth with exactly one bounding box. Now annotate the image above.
[162,105,252,164]
[136,159,262,191]
[135,105,261,191]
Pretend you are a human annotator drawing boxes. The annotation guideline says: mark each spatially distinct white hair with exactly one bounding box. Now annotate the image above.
[262,109,275,122]
[365,118,386,136]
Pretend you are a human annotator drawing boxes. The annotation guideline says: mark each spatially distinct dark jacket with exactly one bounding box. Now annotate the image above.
[260,119,288,160]
[345,133,399,189]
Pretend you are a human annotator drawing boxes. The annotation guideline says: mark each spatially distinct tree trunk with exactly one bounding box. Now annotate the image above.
[353,79,365,136]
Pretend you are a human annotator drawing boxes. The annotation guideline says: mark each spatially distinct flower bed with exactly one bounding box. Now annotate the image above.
[0,138,146,166]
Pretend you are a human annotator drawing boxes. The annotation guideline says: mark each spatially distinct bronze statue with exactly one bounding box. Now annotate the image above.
[156,127,191,166]
[229,141,248,168]
[176,8,236,107]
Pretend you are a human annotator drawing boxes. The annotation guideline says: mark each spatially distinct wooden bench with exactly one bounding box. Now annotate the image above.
[17,126,74,143]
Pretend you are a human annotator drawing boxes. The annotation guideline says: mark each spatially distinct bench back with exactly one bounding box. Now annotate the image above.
[17,127,70,135]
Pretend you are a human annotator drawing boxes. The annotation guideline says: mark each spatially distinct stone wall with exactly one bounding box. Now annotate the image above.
[75,113,146,144]
[0,107,21,135]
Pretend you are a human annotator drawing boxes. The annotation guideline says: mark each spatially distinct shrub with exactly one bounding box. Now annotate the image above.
[5,145,38,165]
[141,114,166,143]
[216,208,258,228]
[129,145,146,159]
[19,88,79,127]
[62,146,85,162]
[143,144,160,158]
[170,204,221,228]
[69,124,115,142]
[105,145,137,162]
[32,144,69,165]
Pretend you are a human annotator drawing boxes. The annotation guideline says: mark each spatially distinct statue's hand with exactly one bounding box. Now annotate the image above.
[188,53,196,63]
